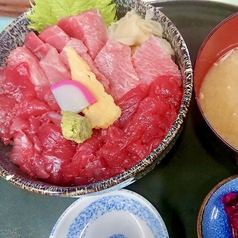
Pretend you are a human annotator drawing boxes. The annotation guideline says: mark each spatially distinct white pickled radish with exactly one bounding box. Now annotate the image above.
[50,79,96,113]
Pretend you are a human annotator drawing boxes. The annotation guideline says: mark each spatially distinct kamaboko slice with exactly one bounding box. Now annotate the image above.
[50,79,96,113]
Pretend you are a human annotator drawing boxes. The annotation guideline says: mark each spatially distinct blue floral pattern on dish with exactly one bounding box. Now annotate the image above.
[50,189,169,238]
[110,235,126,238]
[66,194,168,238]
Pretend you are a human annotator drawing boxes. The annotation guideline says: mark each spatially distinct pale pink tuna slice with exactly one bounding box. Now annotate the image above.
[94,39,140,100]
[60,38,88,65]
[64,37,88,54]
[132,35,181,84]
[58,9,108,59]
[38,25,70,52]
[6,47,49,86]
[40,47,71,85]
[82,54,110,93]
[24,31,55,60]
[60,38,110,92]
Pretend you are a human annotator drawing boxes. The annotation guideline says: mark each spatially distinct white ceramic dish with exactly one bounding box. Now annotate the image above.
[50,189,169,238]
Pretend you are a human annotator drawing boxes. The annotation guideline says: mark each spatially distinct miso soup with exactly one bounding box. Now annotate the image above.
[199,47,238,150]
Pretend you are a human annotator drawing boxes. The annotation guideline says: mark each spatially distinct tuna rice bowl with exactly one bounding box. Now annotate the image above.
[0,0,192,195]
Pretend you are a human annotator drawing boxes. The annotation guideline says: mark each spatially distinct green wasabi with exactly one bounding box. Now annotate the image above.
[61,111,92,143]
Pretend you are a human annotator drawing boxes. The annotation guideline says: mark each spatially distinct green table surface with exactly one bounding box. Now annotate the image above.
[1,1,238,238]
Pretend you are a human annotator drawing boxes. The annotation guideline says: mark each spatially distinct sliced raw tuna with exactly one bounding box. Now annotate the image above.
[94,39,140,100]
[35,85,60,110]
[1,62,36,102]
[12,98,52,119]
[24,31,54,60]
[36,119,77,185]
[10,117,30,137]
[60,41,110,91]
[0,67,6,86]
[9,130,50,179]
[63,38,88,54]
[0,94,16,145]
[62,132,103,184]
[40,47,71,85]
[85,56,110,93]
[149,75,183,111]
[132,35,181,83]
[115,83,149,128]
[9,111,77,184]
[6,47,49,86]
[24,32,42,50]
[0,11,183,186]
[60,38,88,66]
[62,130,126,185]
[58,9,108,59]
[38,25,70,52]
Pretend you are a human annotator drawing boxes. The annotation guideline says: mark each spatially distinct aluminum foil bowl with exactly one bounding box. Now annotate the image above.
[0,0,193,196]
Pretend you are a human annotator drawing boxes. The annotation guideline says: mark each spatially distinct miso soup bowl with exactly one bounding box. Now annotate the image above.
[194,12,238,153]
[0,0,193,196]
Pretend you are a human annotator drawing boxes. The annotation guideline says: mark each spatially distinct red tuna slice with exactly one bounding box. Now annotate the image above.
[12,98,52,119]
[37,121,77,185]
[6,47,49,86]
[149,75,183,111]
[132,35,181,84]
[1,62,36,102]
[62,133,103,183]
[0,94,16,145]
[9,111,76,183]
[58,9,108,59]
[9,130,50,179]
[94,39,140,100]
[10,117,31,138]
[24,31,55,60]
[35,85,60,111]
[38,25,70,52]
[0,67,6,85]
[115,83,149,128]
[60,38,110,91]
[62,131,125,185]
[40,47,71,85]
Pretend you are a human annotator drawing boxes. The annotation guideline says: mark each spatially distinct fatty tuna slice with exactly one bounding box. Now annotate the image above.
[38,25,70,52]
[6,47,50,86]
[58,9,108,59]
[40,47,71,85]
[24,31,54,60]
[60,38,110,91]
[94,39,140,100]
[132,35,181,84]
[63,37,88,55]
[60,38,88,66]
